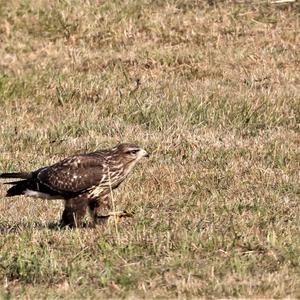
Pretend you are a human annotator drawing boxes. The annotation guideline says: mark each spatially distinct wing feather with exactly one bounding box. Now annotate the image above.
[37,154,109,194]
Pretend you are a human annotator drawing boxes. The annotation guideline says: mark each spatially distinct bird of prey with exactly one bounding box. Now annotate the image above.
[0,143,149,227]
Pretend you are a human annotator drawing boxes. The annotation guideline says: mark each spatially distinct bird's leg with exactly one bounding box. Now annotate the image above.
[60,195,88,228]
[102,211,134,224]
[89,196,133,225]
[88,195,111,225]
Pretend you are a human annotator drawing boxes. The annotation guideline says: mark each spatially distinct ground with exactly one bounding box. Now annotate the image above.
[0,0,299,298]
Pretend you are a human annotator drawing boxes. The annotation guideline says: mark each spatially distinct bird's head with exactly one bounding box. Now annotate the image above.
[113,143,150,162]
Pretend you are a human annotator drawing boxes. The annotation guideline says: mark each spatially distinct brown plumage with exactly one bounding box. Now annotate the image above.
[0,143,149,227]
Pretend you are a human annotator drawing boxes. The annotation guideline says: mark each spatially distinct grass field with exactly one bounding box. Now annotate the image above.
[0,0,299,298]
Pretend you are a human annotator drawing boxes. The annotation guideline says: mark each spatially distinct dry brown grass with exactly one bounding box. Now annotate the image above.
[0,0,299,298]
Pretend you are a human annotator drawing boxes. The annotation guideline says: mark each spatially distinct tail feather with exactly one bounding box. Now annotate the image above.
[0,172,31,179]
[2,178,58,198]
[6,180,29,197]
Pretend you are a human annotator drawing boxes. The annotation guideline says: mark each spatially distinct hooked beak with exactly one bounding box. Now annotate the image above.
[141,149,150,158]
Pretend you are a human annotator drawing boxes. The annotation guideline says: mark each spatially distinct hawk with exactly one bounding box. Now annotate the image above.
[0,143,149,227]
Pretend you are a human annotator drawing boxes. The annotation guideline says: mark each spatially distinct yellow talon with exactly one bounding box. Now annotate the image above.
[96,210,134,224]
[108,210,134,223]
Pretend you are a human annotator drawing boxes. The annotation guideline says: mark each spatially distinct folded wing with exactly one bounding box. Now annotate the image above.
[37,154,109,195]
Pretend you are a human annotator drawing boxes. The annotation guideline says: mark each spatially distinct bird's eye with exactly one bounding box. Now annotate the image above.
[127,149,139,155]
